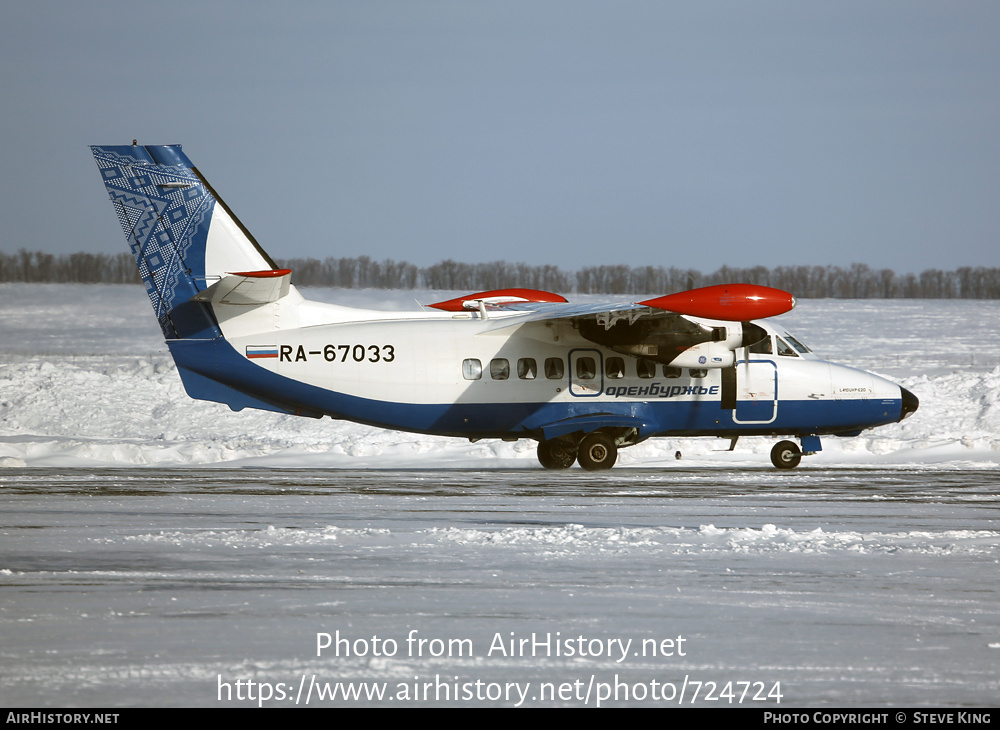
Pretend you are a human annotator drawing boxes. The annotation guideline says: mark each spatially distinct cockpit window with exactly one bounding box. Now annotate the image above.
[776,337,798,357]
[784,334,812,354]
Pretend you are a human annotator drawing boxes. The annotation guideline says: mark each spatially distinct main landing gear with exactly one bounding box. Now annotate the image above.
[536,438,578,470]
[537,433,618,471]
[577,433,617,471]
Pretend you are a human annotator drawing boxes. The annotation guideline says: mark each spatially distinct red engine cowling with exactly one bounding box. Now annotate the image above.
[640,284,794,321]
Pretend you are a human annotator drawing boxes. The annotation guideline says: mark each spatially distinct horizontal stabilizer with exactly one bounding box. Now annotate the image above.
[192,269,292,306]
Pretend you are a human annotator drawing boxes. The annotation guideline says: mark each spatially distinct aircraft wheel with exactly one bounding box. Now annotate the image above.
[537,439,576,470]
[578,433,617,471]
[770,440,802,469]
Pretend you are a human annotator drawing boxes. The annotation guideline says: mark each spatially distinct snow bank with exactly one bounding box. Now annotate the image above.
[1,284,998,468]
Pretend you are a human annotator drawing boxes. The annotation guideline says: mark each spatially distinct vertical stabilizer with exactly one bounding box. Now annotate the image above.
[91,144,276,339]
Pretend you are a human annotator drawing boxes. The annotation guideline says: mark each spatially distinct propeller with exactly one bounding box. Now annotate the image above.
[720,321,767,409]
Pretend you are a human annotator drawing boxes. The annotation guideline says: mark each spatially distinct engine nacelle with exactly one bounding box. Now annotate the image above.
[670,341,737,369]
[578,316,767,367]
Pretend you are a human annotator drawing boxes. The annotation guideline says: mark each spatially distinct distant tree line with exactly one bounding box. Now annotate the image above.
[278,258,1000,298]
[0,250,140,284]
[2,250,999,298]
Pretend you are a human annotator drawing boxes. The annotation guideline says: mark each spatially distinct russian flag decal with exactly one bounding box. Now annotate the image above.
[246,345,279,359]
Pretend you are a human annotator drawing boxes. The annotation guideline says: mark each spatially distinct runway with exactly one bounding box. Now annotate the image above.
[2,467,997,707]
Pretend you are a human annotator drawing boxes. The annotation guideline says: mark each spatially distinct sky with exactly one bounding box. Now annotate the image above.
[2,0,998,274]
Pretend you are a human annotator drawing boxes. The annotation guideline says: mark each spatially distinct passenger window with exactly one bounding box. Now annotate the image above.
[776,337,798,357]
[462,359,482,380]
[576,357,596,380]
[690,368,707,378]
[490,358,510,379]
[606,357,625,379]
[544,357,564,379]
[637,359,656,379]
[517,358,537,380]
[750,336,773,354]
[663,366,682,379]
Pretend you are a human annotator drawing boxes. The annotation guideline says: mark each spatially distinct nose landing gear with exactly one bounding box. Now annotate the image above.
[770,440,802,469]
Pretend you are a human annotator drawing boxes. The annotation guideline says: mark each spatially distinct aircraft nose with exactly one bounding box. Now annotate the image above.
[899,387,919,421]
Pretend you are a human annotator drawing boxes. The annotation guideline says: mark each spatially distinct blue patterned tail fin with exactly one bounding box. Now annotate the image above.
[91,144,276,340]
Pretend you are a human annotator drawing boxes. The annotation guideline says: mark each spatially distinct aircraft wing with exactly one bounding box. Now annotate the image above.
[441,284,793,368]
[432,283,793,329]
[476,298,649,329]
[470,283,791,328]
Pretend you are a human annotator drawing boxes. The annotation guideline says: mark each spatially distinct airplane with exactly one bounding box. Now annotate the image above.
[90,143,919,470]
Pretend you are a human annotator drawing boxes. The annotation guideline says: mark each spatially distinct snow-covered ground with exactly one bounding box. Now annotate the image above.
[1,285,998,708]
[1,284,999,469]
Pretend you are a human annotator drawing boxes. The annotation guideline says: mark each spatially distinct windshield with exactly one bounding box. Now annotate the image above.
[783,333,812,354]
